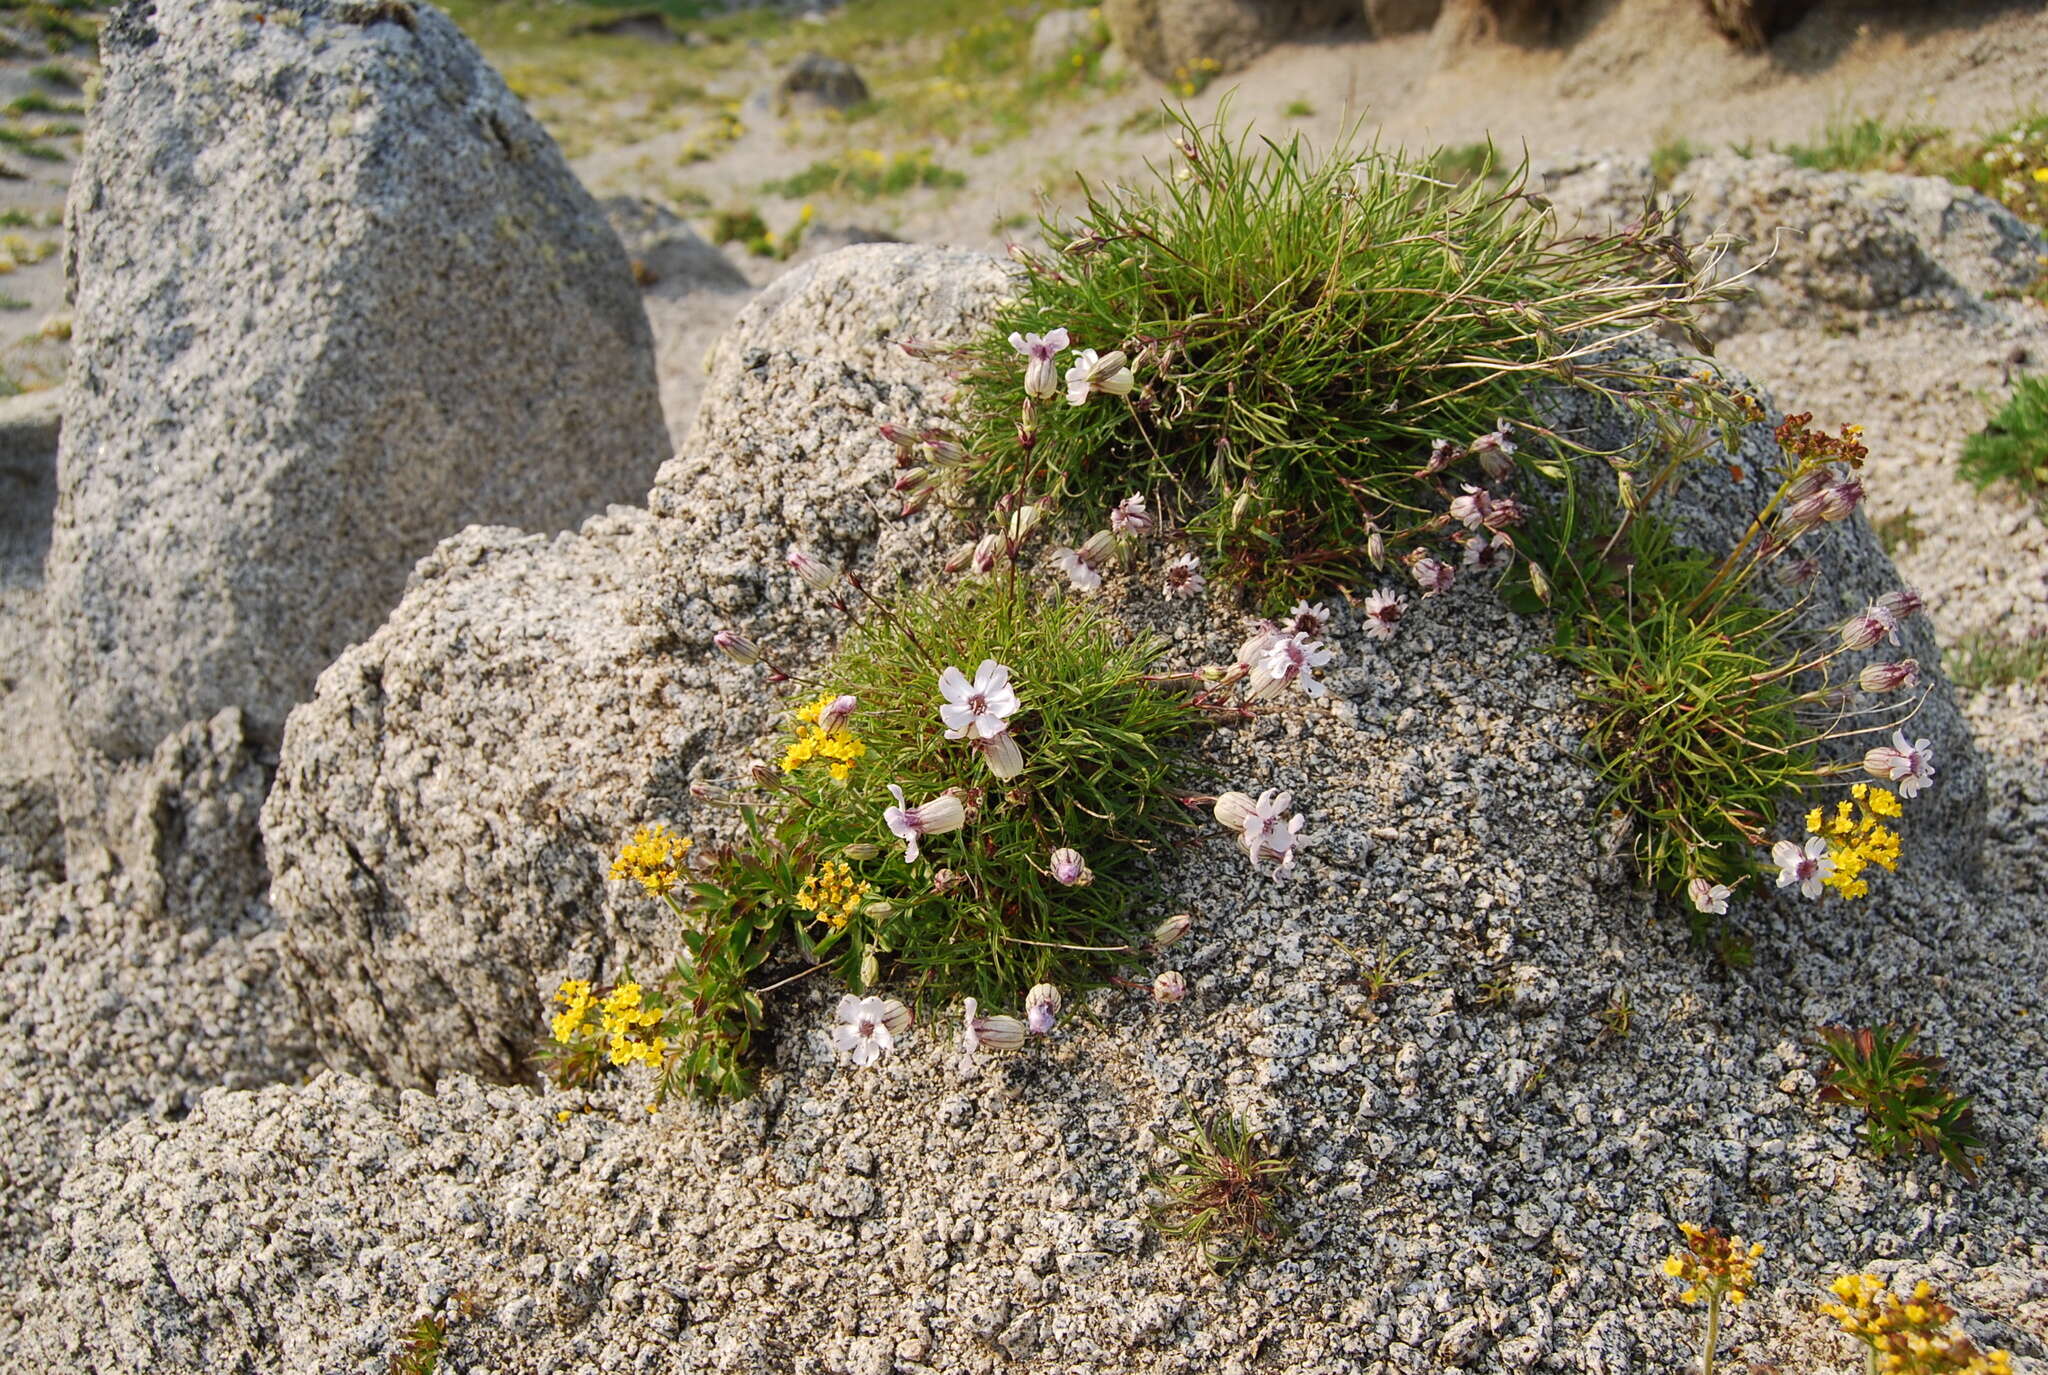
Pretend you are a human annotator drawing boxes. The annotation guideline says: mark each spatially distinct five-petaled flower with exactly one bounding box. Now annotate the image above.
[1215,789,1306,878]
[1362,588,1406,642]
[1163,554,1205,600]
[1053,546,1102,592]
[883,784,967,863]
[1688,877,1732,915]
[939,660,1019,740]
[1110,494,1153,536]
[830,994,912,1068]
[1064,348,1135,406]
[1864,729,1934,798]
[1249,631,1334,701]
[1772,834,1836,899]
[1286,600,1331,638]
[1408,553,1455,597]
[1008,326,1070,400]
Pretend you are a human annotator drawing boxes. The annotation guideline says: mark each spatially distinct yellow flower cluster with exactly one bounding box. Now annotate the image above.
[1807,783,1903,899]
[598,982,666,1069]
[1823,1275,2013,1375]
[550,979,594,1044]
[1662,1223,1762,1305]
[782,695,866,783]
[610,823,691,898]
[796,859,870,930]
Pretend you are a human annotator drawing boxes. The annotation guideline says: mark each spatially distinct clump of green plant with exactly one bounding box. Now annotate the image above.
[1781,112,1946,173]
[707,202,811,260]
[387,1315,446,1375]
[1817,1024,1983,1177]
[1146,1112,1291,1271]
[541,527,1213,1100]
[764,147,965,200]
[1870,508,1924,556]
[27,60,76,87]
[1918,112,2048,230]
[1283,98,1314,118]
[1332,936,1434,1004]
[1650,135,1700,188]
[955,109,1740,606]
[1960,373,2048,502]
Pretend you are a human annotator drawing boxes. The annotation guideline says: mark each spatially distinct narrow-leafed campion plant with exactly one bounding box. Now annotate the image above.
[1816,1024,1983,1178]
[1662,1223,1763,1375]
[1146,1111,1292,1272]
[1821,1274,2014,1375]
[1549,405,1940,916]
[539,500,1318,1100]
[948,108,1746,606]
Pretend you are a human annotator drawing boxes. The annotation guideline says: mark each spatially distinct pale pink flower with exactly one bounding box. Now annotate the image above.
[1110,494,1153,536]
[1409,553,1454,597]
[1049,847,1092,886]
[1840,605,1899,652]
[884,784,967,863]
[830,995,912,1068]
[1483,494,1528,530]
[1163,554,1205,600]
[1362,588,1406,642]
[787,548,838,593]
[939,660,1019,741]
[1461,532,1512,573]
[1008,326,1070,399]
[960,997,1027,1053]
[818,694,858,731]
[1469,419,1517,480]
[1053,547,1101,592]
[972,532,1007,574]
[1876,587,1924,623]
[1248,632,1333,701]
[1449,485,1494,530]
[1688,878,1731,915]
[1025,984,1061,1036]
[1233,788,1305,878]
[1772,835,1835,900]
[1064,348,1134,406]
[1152,971,1187,1003]
[1864,730,1934,798]
[1416,437,1462,478]
[1234,622,1280,668]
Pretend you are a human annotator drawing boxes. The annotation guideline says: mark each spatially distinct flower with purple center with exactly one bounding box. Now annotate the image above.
[1215,789,1306,879]
[1449,485,1494,530]
[1772,835,1836,900]
[1461,532,1513,573]
[1408,554,1455,597]
[1152,971,1187,1003]
[1110,494,1153,537]
[1025,984,1061,1036]
[883,784,967,863]
[1362,588,1406,642]
[1008,326,1070,400]
[938,659,1019,741]
[1163,554,1205,600]
[1286,600,1331,638]
[830,994,912,1068]
[1863,729,1934,798]
[1249,632,1334,701]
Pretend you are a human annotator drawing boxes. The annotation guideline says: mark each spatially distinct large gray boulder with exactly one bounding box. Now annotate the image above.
[1102,0,1354,80]
[45,0,668,763]
[262,244,1010,1087]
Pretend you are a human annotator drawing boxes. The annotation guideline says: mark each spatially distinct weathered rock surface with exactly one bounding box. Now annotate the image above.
[604,195,756,444]
[1102,0,1355,80]
[0,388,62,790]
[602,195,751,295]
[1363,0,1442,37]
[17,570,2044,1373]
[775,51,869,111]
[263,245,1010,1088]
[1029,7,1107,67]
[46,0,667,763]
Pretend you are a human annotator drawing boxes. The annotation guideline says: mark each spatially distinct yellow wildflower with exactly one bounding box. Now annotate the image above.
[1807,786,1904,901]
[796,859,871,930]
[1664,1223,1761,1306]
[549,979,595,1043]
[781,694,866,783]
[1822,1275,2012,1375]
[610,823,692,898]
[2033,167,2048,183]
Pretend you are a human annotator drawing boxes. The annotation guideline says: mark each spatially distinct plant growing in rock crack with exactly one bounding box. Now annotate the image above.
[1541,403,1942,918]
[948,106,1747,608]
[1816,1024,1983,1178]
[1145,1111,1292,1273]
[387,1315,447,1375]
[541,499,1327,1101]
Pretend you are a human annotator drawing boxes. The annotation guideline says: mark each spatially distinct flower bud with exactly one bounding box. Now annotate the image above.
[749,760,780,787]
[900,487,934,517]
[977,728,1025,780]
[1151,913,1192,949]
[1617,470,1640,513]
[1025,983,1061,1035]
[861,899,896,918]
[1839,608,1896,652]
[1007,503,1042,543]
[973,532,1006,574]
[859,950,881,988]
[713,628,761,665]
[1078,530,1118,567]
[787,548,839,592]
[1877,587,1924,623]
[1366,528,1387,569]
[876,997,912,1037]
[961,997,1027,1053]
[878,421,917,456]
[892,466,929,492]
[1859,659,1920,693]
[1820,478,1865,522]
[1527,561,1553,605]
[1152,970,1187,1003]
[932,868,965,894]
[921,432,966,466]
[843,842,882,861]
[1212,791,1257,831]
[1230,490,1254,528]
[945,542,978,574]
[689,781,716,800]
[818,694,858,732]
[1048,846,1092,886]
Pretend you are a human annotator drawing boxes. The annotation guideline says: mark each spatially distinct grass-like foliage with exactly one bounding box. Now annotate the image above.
[1565,520,1812,896]
[1943,629,2048,691]
[1817,1024,1983,1178]
[1780,112,1945,174]
[785,576,1195,1003]
[764,147,966,201]
[957,109,1734,605]
[1960,373,2048,502]
[1146,1112,1292,1272]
